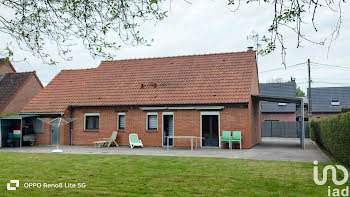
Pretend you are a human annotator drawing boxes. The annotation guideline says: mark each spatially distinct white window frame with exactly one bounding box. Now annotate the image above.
[146,112,158,130]
[200,111,220,148]
[117,112,125,130]
[162,112,174,147]
[84,113,100,130]
[278,103,287,106]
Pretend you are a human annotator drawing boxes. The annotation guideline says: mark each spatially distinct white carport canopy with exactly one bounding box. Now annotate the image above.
[251,95,305,149]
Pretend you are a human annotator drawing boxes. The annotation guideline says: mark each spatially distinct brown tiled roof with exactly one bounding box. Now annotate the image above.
[22,51,257,113]
[0,72,32,110]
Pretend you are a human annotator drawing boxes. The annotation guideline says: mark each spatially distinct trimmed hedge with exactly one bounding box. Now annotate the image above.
[342,108,350,113]
[309,112,350,166]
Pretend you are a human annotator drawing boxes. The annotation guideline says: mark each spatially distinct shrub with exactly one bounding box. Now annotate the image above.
[309,112,350,166]
[309,119,320,142]
[341,108,350,113]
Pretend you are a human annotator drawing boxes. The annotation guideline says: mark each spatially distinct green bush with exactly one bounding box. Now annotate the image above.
[341,108,350,113]
[309,112,350,166]
[309,119,320,142]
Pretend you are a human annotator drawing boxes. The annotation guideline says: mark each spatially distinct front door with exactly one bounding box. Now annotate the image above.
[163,115,174,146]
[51,118,60,145]
[202,115,219,146]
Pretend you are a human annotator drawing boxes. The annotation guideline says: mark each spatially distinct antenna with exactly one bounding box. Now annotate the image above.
[247,31,260,65]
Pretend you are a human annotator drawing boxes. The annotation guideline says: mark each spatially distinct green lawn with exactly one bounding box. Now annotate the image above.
[0,152,345,196]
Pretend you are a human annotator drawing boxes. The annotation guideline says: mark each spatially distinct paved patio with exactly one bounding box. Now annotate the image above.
[0,137,329,162]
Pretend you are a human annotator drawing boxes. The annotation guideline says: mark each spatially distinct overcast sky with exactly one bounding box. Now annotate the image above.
[3,1,350,92]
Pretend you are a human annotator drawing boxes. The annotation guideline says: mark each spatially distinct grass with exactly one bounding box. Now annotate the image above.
[0,152,346,196]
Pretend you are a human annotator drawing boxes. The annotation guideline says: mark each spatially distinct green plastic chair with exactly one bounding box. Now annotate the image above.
[232,131,242,150]
[220,131,231,149]
[129,133,143,149]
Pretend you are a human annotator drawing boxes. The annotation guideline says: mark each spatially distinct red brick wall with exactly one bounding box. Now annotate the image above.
[34,114,71,146]
[35,118,51,145]
[71,106,163,146]
[172,110,200,147]
[312,112,339,119]
[35,105,256,148]
[221,105,250,148]
[248,98,261,148]
[296,109,309,119]
[60,109,71,145]
[248,58,262,148]
[2,74,43,113]
[262,112,296,121]
[54,105,252,148]
[295,111,339,120]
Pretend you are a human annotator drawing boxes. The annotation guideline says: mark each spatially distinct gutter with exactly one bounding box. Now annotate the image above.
[68,106,74,146]
[20,112,64,115]
[68,102,249,108]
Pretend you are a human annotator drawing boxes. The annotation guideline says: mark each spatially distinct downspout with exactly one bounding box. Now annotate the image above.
[69,106,74,146]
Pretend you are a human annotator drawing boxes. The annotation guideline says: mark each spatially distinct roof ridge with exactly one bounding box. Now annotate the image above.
[7,71,35,74]
[260,81,295,84]
[310,86,350,89]
[102,50,254,62]
[61,67,97,72]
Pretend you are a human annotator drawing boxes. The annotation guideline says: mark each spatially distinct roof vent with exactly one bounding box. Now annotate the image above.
[141,82,157,89]
[247,46,254,51]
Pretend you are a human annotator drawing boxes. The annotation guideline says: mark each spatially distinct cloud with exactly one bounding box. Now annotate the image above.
[1,1,349,90]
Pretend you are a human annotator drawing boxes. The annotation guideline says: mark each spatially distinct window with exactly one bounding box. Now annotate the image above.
[84,113,99,130]
[117,112,125,130]
[331,100,340,106]
[147,112,158,130]
[278,103,287,106]
[296,104,308,110]
[30,118,44,133]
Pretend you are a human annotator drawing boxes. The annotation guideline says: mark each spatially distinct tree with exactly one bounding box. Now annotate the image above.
[296,86,306,97]
[231,0,345,65]
[0,0,345,64]
[0,0,167,64]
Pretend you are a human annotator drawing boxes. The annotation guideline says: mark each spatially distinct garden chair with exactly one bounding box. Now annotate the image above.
[220,130,231,149]
[232,131,242,150]
[129,133,143,148]
[94,131,119,148]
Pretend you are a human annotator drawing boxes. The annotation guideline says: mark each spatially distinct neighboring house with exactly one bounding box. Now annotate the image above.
[22,50,261,148]
[308,87,350,118]
[296,97,308,121]
[0,59,43,114]
[259,81,297,121]
[0,58,16,74]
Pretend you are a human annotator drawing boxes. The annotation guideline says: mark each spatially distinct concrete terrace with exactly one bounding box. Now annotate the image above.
[0,138,329,162]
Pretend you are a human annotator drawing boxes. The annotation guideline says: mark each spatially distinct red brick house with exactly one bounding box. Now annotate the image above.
[0,59,43,114]
[22,50,261,148]
[0,58,16,74]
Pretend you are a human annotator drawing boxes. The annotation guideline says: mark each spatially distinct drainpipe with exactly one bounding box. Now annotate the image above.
[69,106,74,146]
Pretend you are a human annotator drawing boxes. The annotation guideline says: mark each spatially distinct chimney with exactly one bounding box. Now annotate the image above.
[247,46,254,51]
